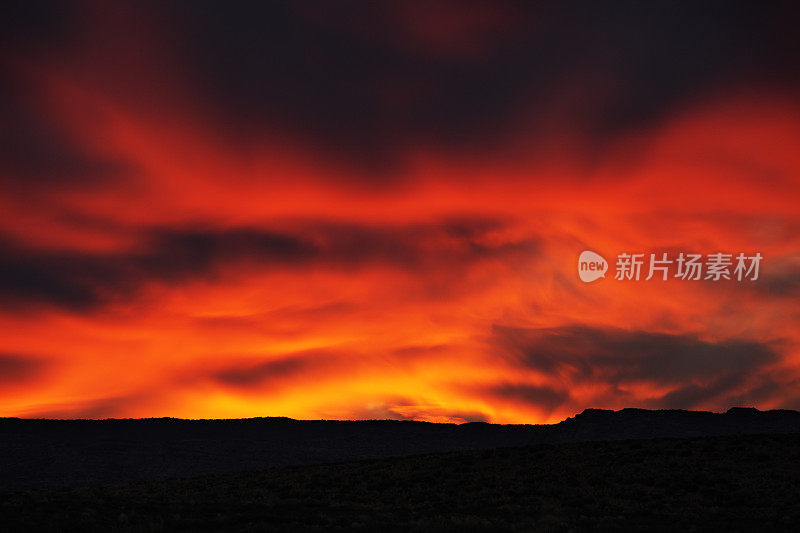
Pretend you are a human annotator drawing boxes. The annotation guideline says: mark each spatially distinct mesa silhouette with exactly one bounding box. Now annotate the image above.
[1,407,799,490]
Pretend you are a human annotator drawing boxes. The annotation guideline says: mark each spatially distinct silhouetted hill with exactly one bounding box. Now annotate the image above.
[555,407,800,441]
[2,407,799,490]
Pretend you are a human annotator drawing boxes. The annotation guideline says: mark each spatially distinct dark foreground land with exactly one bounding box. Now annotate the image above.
[2,433,800,532]
[3,407,800,490]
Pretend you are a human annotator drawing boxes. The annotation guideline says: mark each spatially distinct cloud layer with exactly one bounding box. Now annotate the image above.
[1,1,799,422]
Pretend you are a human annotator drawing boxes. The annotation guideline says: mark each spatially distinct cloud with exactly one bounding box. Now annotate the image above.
[0,353,46,385]
[0,77,138,190]
[0,217,536,311]
[154,1,800,167]
[753,253,800,297]
[7,1,799,173]
[214,353,323,389]
[21,393,149,419]
[495,324,778,383]
[491,324,782,410]
[0,0,78,51]
[484,383,569,413]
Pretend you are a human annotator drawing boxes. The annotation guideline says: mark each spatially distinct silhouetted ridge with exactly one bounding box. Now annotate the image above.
[2,407,800,489]
[556,407,800,442]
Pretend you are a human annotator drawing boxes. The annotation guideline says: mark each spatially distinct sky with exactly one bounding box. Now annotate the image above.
[1,0,800,423]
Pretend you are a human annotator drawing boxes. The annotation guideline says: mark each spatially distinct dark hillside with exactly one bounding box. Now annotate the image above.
[2,433,800,532]
[2,407,800,490]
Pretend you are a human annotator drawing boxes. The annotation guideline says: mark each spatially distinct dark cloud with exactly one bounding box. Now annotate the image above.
[492,324,781,409]
[153,0,800,167]
[653,375,749,409]
[214,354,320,389]
[754,254,800,297]
[137,228,318,280]
[0,0,78,51]
[0,229,310,311]
[0,77,138,190]
[760,272,800,297]
[486,383,568,413]
[0,242,105,311]
[0,228,313,312]
[7,1,800,172]
[495,324,778,383]
[0,353,46,384]
[0,217,534,311]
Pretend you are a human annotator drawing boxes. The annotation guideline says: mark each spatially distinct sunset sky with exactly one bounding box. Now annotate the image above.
[2,1,800,423]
